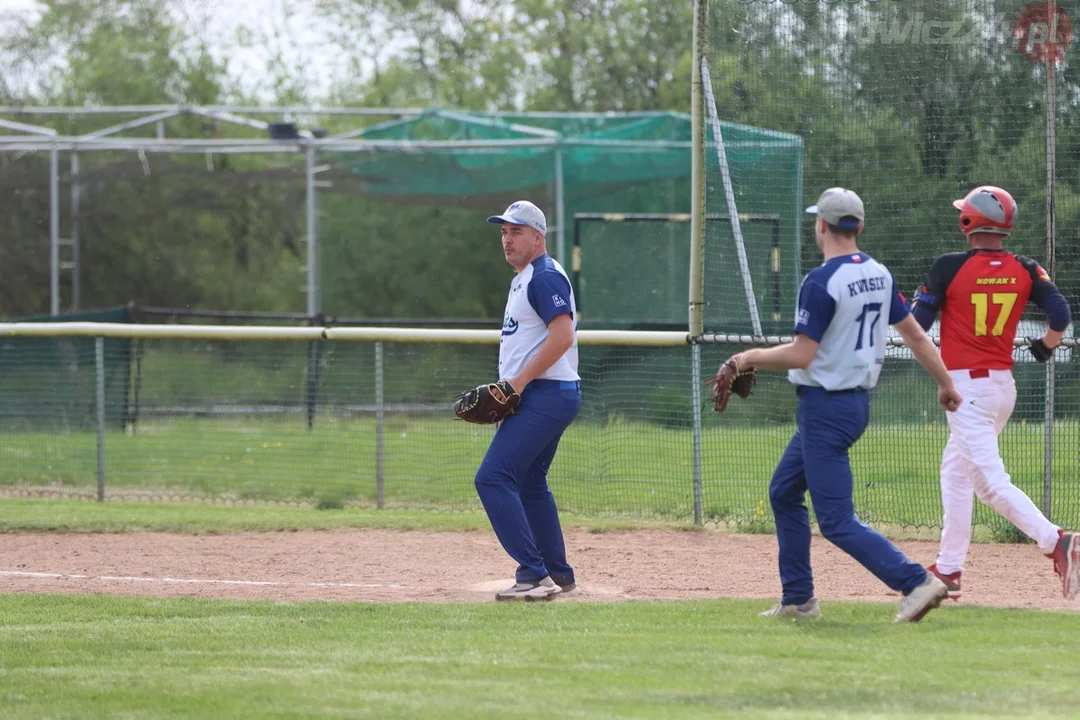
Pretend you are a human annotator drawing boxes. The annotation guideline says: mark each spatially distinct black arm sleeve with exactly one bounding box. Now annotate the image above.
[1018,255,1072,332]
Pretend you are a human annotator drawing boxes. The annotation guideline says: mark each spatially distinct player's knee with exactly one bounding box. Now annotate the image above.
[974,483,1008,508]
[768,482,800,509]
[474,467,508,490]
[518,477,551,498]
[767,487,783,510]
[473,473,488,493]
[817,511,858,541]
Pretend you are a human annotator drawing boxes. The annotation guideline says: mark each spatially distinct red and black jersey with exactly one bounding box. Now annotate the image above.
[912,249,1060,370]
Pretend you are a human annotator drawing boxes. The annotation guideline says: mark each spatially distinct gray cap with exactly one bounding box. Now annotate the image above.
[487,200,547,235]
[805,188,865,229]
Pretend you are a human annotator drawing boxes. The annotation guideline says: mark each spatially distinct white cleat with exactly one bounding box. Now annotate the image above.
[495,576,561,602]
[895,574,948,623]
[759,597,821,619]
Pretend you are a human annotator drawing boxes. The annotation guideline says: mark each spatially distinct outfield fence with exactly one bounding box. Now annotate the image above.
[0,323,1077,532]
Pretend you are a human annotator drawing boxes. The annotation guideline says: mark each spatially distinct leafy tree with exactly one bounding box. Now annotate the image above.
[319,0,526,109]
[518,0,693,111]
[4,0,225,107]
[1,0,1077,325]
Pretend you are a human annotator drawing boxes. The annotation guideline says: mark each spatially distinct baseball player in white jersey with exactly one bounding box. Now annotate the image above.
[726,188,963,623]
[473,200,583,601]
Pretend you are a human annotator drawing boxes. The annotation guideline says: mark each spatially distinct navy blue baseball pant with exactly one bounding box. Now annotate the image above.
[770,385,927,605]
[474,379,581,586]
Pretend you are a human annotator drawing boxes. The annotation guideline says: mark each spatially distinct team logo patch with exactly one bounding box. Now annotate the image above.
[852,255,862,262]
[1036,264,1051,282]
[501,316,519,336]
[797,309,810,326]
[552,295,567,308]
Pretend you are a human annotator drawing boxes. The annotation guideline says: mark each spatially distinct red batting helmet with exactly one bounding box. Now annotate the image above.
[952,186,1016,236]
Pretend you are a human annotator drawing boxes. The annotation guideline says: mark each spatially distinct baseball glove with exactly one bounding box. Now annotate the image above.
[1028,337,1054,363]
[705,356,757,413]
[453,380,521,424]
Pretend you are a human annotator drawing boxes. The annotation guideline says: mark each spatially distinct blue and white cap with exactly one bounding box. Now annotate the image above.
[487,200,547,235]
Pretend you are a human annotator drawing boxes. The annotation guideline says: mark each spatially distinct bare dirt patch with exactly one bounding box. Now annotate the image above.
[0,529,1075,612]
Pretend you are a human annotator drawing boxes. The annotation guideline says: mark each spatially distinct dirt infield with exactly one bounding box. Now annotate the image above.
[0,528,1075,612]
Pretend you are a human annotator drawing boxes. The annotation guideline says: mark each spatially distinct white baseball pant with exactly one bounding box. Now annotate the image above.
[935,368,1061,575]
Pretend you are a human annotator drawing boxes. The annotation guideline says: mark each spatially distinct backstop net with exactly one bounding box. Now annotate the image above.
[573,213,783,330]
[697,0,1080,534]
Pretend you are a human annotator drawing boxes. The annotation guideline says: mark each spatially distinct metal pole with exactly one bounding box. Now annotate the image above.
[305,321,321,432]
[71,152,80,311]
[688,0,708,337]
[95,337,106,502]
[691,343,704,525]
[554,148,566,264]
[375,342,385,509]
[770,220,782,323]
[1043,57,1057,518]
[794,144,804,291]
[305,144,320,316]
[572,217,582,316]
[50,148,59,316]
[668,178,678,317]
[702,56,761,338]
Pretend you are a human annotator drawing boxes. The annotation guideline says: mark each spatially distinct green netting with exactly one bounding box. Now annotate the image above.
[0,338,699,517]
[0,306,133,432]
[573,214,783,328]
[340,110,704,200]
[0,333,1073,530]
[333,109,801,329]
[702,0,1080,530]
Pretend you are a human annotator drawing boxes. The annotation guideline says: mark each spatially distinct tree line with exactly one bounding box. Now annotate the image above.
[1,0,1078,323]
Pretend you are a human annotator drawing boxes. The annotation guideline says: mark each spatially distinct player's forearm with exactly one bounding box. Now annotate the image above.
[892,314,952,386]
[741,342,811,371]
[1043,328,1065,348]
[511,339,573,388]
[508,321,574,389]
[907,335,952,386]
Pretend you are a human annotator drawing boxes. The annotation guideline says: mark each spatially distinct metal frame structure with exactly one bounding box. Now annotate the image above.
[0,105,411,316]
[571,212,783,325]
[0,104,585,316]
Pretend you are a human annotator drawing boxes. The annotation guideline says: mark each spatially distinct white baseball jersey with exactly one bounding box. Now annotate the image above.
[787,252,908,391]
[499,254,579,382]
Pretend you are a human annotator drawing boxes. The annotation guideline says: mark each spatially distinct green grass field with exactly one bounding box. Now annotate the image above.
[1,416,1078,530]
[2,593,1079,719]
[0,499,678,534]
[1,501,1078,718]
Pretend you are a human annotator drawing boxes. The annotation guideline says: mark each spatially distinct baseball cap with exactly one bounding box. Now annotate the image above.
[487,200,547,235]
[805,188,865,229]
